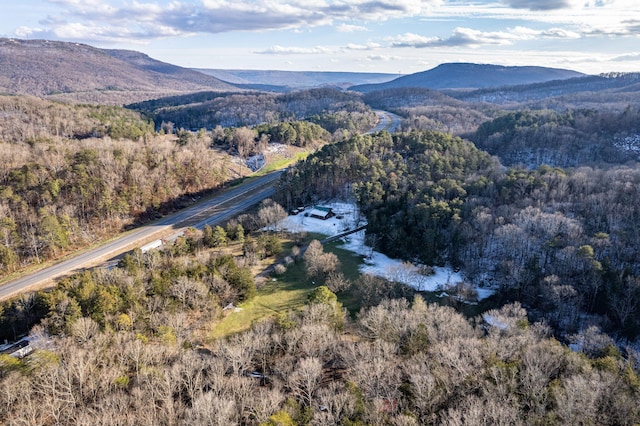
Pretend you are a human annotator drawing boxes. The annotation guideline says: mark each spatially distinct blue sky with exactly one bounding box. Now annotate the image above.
[3,0,639,74]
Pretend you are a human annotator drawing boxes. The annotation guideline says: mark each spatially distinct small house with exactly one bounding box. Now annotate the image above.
[308,206,334,220]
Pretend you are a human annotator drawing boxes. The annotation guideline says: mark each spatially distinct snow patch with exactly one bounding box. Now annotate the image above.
[244,154,266,172]
[277,202,495,300]
[614,134,640,158]
[482,314,509,330]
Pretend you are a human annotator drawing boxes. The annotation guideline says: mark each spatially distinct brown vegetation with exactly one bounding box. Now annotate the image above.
[2,290,638,425]
[0,96,248,279]
[0,38,238,103]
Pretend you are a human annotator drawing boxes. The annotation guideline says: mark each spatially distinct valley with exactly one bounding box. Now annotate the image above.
[1,36,640,425]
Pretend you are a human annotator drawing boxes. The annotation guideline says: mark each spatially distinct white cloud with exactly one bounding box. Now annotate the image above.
[337,24,368,32]
[28,0,444,43]
[390,28,517,48]
[509,25,581,39]
[389,32,439,47]
[539,27,581,39]
[256,45,331,55]
[366,54,399,61]
[389,24,582,49]
[501,0,619,11]
[501,0,573,11]
[14,26,39,38]
[345,42,381,50]
[13,0,640,47]
[426,0,640,38]
[611,52,640,62]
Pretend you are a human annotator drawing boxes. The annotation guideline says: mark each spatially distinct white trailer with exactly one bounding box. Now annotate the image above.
[140,239,163,253]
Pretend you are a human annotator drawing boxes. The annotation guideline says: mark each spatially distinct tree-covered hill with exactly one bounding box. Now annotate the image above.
[449,72,640,108]
[0,38,238,104]
[276,130,499,265]
[276,130,640,339]
[127,88,377,136]
[469,108,640,167]
[0,95,154,143]
[0,96,242,279]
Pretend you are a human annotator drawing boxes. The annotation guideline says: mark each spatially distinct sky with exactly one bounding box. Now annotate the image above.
[2,0,640,75]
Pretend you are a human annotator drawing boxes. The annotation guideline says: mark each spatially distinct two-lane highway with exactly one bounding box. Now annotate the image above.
[0,171,282,300]
[366,110,403,134]
[1,109,402,301]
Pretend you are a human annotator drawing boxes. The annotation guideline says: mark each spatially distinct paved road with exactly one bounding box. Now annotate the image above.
[366,110,402,134]
[1,109,400,300]
[0,171,282,300]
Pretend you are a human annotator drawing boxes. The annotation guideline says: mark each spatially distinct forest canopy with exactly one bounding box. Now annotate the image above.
[276,130,640,339]
[127,88,377,136]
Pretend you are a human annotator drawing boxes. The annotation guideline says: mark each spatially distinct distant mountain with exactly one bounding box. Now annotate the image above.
[349,63,585,92]
[0,38,238,101]
[447,72,640,106]
[195,69,400,90]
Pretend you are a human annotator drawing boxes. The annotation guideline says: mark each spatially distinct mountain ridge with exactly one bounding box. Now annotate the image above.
[0,38,238,102]
[447,72,640,104]
[2,37,637,108]
[349,62,585,92]
[195,68,400,90]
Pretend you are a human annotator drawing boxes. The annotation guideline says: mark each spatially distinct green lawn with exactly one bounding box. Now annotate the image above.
[254,152,309,176]
[323,240,366,314]
[209,233,366,339]
[209,259,315,339]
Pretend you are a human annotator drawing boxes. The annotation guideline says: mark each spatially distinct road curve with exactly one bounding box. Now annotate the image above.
[366,110,403,134]
[0,171,282,300]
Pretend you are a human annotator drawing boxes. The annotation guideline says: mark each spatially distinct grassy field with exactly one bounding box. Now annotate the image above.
[254,151,310,175]
[207,226,497,340]
[208,234,365,339]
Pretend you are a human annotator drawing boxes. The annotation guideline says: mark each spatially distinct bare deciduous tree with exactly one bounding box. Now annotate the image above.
[288,356,323,406]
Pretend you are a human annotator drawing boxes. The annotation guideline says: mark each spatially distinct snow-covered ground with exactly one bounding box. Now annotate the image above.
[278,202,495,300]
[482,314,509,330]
[614,134,640,160]
[232,144,293,172]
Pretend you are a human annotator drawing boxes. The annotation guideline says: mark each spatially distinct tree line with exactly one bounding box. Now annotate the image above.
[208,121,332,159]
[128,88,377,136]
[0,95,154,144]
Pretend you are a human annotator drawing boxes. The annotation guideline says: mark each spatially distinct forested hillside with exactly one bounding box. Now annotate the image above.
[0,96,154,143]
[362,88,497,135]
[276,131,499,265]
[0,38,237,104]
[128,88,377,137]
[2,262,638,424]
[0,96,236,278]
[276,131,640,339]
[450,72,640,108]
[469,108,640,167]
